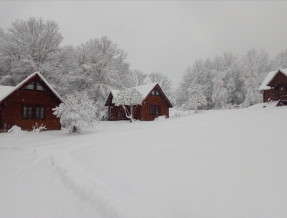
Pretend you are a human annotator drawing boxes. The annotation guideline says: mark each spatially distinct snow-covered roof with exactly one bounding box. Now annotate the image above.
[107,82,173,107]
[111,82,158,102]
[259,69,287,91]
[0,85,15,102]
[0,72,63,103]
[33,72,63,102]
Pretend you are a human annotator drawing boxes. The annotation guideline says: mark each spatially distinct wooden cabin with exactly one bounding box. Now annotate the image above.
[0,72,63,132]
[259,69,287,106]
[105,83,173,121]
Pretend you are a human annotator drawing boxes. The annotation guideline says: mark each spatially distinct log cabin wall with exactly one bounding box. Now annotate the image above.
[263,90,273,102]
[0,78,61,131]
[264,71,287,102]
[141,94,169,121]
[105,83,172,121]
[108,106,118,121]
[108,105,142,121]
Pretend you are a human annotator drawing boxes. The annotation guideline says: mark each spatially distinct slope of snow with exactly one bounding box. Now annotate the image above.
[1,105,287,218]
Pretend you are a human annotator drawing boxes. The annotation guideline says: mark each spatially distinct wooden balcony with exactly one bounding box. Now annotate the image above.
[270,92,287,101]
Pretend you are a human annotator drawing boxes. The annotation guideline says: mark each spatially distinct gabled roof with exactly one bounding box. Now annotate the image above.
[106,82,173,107]
[0,72,63,104]
[111,82,158,102]
[259,68,287,91]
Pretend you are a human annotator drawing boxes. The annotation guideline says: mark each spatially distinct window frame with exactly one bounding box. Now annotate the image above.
[36,81,46,91]
[24,81,46,91]
[35,107,45,119]
[22,105,45,119]
[151,88,160,96]
[149,105,161,115]
[23,106,33,119]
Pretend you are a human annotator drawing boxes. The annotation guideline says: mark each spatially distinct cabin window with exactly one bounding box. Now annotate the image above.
[24,81,46,91]
[25,82,35,90]
[149,105,161,115]
[35,107,45,119]
[151,88,160,96]
[23,106,45,119]
[23,106,33,119]
[36,82,46,91]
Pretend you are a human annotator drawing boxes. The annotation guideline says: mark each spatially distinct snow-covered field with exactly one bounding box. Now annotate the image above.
[1,104,287,218]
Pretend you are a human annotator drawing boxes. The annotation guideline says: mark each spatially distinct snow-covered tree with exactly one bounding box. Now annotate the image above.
[176,60,213,109]
[181,83,206,111]
[243,70,261,107]
[176,49,272,109]
[212,73,228,109]
[0,17,63,86]
[112,88,142,122]
[272,49,287,69]
[53,92,97,133]
[241,49,270,107]
[74,36,132,118]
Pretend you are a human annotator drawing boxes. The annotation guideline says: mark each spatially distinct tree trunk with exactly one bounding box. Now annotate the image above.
[72,126,77,133]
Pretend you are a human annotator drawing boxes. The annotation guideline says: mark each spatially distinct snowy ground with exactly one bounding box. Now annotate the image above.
[1,104,287,218]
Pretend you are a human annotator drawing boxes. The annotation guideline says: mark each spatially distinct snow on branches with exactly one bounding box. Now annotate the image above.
[112,88,142,122]
[53,92,97,133]
[0,17,63,85]
[212,73,228,109]
[181,83,207,111]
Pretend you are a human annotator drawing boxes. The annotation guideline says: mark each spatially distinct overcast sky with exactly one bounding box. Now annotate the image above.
[1,1,287,86]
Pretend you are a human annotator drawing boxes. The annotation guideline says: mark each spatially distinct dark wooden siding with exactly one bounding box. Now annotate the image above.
[108,105,141,121]
[105,84,172,121]
[263,71,287,102]
[268,72,287,87]
[262,90,273,102]
[0,79,61,131]
[141,94,169,121]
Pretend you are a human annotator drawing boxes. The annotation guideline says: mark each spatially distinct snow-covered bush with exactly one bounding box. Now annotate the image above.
[7,125,23,135]
[112,88,142,122]
[169,108,184,118]
[32,123,47,133]
[53,92,97,133]
[169,108,196,118]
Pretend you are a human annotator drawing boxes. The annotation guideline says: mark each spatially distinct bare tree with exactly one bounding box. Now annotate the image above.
[130,69,147,86]
[148,72,173,97]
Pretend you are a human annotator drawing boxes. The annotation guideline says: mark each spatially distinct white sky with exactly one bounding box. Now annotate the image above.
[1,1,287,86]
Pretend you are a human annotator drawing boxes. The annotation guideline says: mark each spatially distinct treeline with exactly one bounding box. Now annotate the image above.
[176,49,287,110]
[0,17,287,118]
[0,18,172,118]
